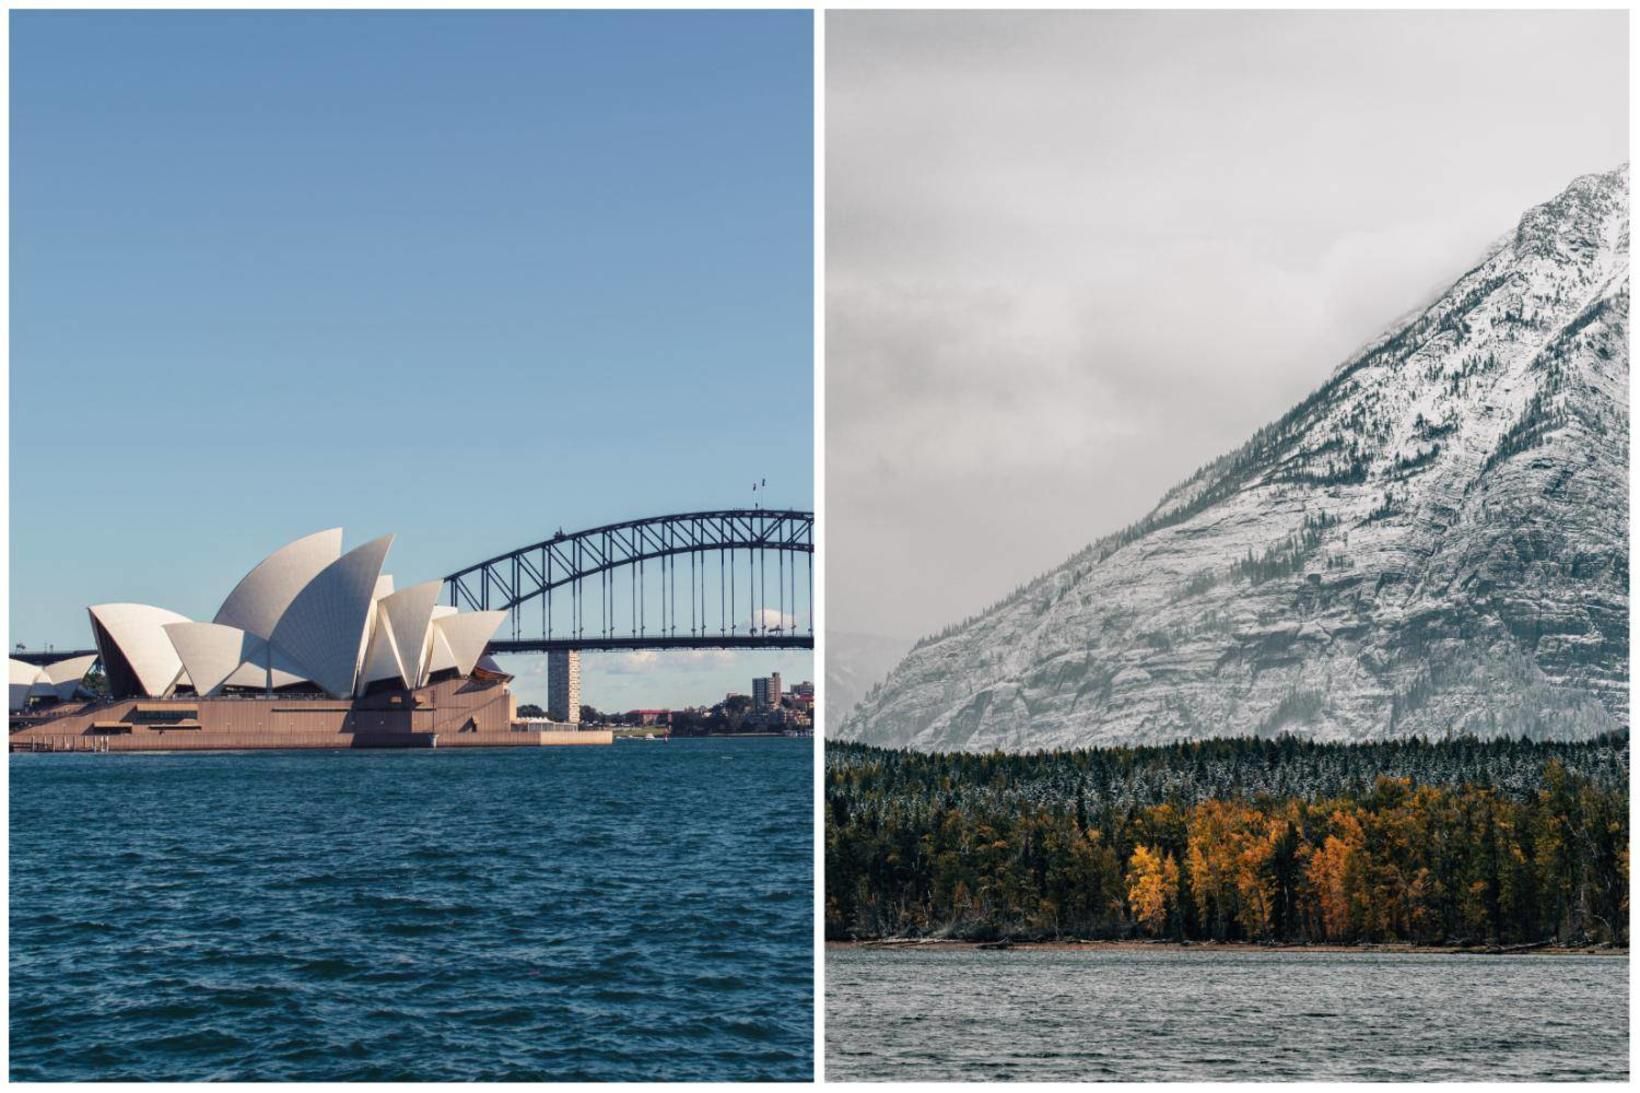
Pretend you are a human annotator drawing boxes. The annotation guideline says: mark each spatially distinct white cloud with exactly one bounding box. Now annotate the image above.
[606,648,738,676]
[752,607,797,632]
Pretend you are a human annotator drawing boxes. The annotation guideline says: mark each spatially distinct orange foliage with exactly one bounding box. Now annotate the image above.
[1305,810,1363,941]
[1125,844,1180,936]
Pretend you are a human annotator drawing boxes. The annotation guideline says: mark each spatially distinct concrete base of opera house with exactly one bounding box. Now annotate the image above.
[9,677,613,752]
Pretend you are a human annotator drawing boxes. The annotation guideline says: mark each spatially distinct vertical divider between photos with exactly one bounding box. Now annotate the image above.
[810,4,827,1082]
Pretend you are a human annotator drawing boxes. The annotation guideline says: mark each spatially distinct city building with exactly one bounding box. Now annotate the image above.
[753,671,783,711]
[10,529,610,751]
[548,648,581,723]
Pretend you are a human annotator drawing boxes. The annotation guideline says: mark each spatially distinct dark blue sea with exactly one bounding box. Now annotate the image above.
[10,737,813,1081]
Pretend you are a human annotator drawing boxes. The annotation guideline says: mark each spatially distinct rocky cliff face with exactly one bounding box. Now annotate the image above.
[837,166,1629,752]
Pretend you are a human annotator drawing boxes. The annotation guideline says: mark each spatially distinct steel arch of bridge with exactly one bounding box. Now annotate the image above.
[444,509,814,653]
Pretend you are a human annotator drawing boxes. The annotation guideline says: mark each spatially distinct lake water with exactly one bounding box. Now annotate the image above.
[11,738,813,1081]
[827,947,1628,1081]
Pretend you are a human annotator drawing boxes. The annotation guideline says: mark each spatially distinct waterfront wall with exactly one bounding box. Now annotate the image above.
[10,678,613,751]
[13,728,615,751]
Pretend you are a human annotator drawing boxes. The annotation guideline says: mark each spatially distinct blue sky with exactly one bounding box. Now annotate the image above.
[10,10,813,710]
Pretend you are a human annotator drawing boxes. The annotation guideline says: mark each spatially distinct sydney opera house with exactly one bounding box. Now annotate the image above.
[10,529,608,751]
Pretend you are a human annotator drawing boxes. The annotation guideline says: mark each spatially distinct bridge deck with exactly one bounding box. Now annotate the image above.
[486,636,812,654]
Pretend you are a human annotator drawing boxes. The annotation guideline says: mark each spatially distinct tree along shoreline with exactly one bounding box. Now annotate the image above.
[827,938,1627,956]
[827,734,1628,947]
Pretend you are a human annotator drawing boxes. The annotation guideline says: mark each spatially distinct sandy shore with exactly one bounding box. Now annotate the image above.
[827,938,1626,957]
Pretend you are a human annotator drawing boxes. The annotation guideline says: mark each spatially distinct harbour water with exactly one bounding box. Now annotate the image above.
[827,947,1629,1081]
[10,738,813,1081]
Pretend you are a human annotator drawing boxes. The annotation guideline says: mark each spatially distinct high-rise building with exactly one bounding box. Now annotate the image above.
[548,649,581,723]
[753,671,783,711]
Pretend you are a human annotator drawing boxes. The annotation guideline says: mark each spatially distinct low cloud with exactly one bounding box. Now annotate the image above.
[605,648,738,676]
[752,607,798,632]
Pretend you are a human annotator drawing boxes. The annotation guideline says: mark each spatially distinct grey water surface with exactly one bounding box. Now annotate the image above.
[12,738,812,1081]
[827,947,1627,1081]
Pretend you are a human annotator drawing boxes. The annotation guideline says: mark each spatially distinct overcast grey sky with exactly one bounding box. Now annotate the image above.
[827,9,1628,641]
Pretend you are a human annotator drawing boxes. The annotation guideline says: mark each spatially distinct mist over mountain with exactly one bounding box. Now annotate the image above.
[824,631,913,734]
[837,165,1630,752]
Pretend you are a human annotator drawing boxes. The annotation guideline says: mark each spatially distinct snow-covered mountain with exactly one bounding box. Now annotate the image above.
[836,165,1630,752]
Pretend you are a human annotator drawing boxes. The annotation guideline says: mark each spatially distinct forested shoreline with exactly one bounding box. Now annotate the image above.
[826,735,1628,946]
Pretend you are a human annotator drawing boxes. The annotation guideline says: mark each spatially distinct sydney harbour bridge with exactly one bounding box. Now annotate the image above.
[443,508,814,654]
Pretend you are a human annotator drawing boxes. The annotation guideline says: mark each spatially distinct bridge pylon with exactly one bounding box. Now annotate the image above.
[547,649,581,724]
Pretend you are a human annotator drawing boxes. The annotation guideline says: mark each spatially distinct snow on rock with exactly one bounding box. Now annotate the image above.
[838,165,1630,752]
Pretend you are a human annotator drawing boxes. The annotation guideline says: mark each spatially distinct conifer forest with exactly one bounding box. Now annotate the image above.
[826,736,1628,947]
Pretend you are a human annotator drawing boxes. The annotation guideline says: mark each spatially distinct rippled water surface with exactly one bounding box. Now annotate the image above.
[11,739,812,1081]
[827,947,1628,1080]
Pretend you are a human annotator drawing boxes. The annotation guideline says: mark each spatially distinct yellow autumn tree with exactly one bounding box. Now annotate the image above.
[1305,810,1364,941]
[1231,816,1287,940]
[1125,844,1180,936]
[1186,801,1239,939]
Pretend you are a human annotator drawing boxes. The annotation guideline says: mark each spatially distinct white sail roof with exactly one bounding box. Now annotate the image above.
[424,624,458,679]
[358,615,407,691]
[164,622,272,697]
[214,653,308,692]
[9,659,51,711]
[213,528,343,640]
[40,653,97,687]
[79,529,507,700]
[40,653,98,702]
[88,603,191,698]
[269,535,393,697]
[421,605,459,682]
[380,580,443,691]
[432,610,507,678]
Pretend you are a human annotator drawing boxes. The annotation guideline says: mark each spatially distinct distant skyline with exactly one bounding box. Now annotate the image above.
[828,9,1628,641]
[10,10,813,709]
[513,650,811,716]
